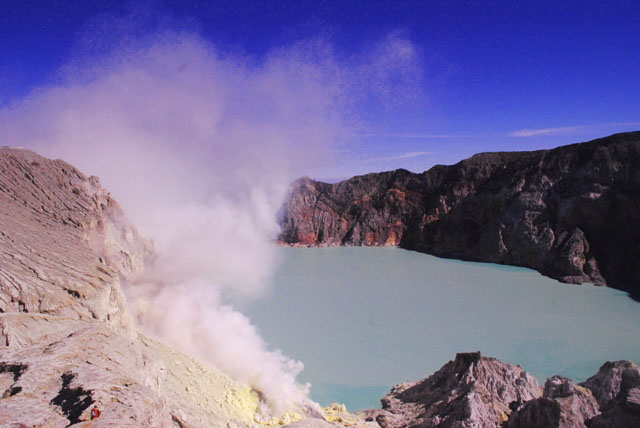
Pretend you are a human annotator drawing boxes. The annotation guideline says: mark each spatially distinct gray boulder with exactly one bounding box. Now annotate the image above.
[507,375,599,428]
[580,360,639,409]
[582,361,640,428]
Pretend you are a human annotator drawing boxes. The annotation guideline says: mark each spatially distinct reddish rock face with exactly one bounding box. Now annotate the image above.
[279,131,640,299]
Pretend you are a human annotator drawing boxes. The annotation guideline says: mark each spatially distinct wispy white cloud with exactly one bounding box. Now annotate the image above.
[369,151,432,162]
[356,121,640,142]
[353,133,471,139]
[510,122,640,138]
[509,125,587,137]
[395,150,433,159]
[611,121,640,128]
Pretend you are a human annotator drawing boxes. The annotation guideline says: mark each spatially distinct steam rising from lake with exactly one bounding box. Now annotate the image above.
[0,30,421,414]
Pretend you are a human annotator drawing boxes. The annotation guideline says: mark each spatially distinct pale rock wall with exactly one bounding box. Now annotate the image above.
[0,147,150,336]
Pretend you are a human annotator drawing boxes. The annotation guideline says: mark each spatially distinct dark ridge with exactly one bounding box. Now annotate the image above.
[279,131,640,300]
[50,372,94,426]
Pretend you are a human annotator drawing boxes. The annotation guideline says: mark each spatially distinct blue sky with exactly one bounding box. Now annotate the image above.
[2,0,639,180]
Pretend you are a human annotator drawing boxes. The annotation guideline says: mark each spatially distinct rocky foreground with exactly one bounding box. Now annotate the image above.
[358,352,640,428]
[279,131,640,299]
[285,351,640,428]
[1,146,639,427]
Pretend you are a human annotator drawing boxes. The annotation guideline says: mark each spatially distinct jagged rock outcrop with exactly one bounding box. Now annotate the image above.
[507,362,640,428]
[580,360,639,409]
[506,376,599,428]
[355,355,640,428]
[279,131,640,298]
[359,352,542,428]
[580,360,640,427]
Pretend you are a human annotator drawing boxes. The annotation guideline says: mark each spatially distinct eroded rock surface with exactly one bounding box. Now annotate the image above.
[357,355,640,428]
[581,360,640,427]
[360,352,542,428]
[279,131,640,298]
[0,146,151,337]
[580,360,639,409]
[507,376,599,428]
[0,323,274,427]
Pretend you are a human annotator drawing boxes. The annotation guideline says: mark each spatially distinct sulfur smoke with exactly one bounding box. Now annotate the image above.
[0,30,420,414]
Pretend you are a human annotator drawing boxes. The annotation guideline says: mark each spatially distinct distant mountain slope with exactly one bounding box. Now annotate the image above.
[279,131,640,299]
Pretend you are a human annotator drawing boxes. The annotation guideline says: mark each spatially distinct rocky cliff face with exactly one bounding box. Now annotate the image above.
[0,147,151,340]
[279,131,640,298]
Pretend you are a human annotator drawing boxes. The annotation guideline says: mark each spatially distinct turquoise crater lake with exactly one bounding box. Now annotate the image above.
[241,247,640,411]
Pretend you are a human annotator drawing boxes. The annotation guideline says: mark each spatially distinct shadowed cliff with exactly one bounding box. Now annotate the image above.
[279,131,640,299]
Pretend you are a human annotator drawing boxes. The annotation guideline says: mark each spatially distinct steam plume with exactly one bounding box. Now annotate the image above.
[0,30,420,414]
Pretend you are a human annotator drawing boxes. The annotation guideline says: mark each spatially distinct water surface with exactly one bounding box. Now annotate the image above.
[242,247,640,410]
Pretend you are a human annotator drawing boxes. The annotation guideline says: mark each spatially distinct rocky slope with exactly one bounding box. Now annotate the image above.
[279,131,640,298]
[0,147,149,337]
[0,147,334,427]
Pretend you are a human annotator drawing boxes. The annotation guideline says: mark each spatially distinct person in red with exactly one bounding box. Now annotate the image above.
[90,406,101,420]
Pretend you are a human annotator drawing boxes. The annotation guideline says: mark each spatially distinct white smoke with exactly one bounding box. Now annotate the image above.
[0,29,421,414]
